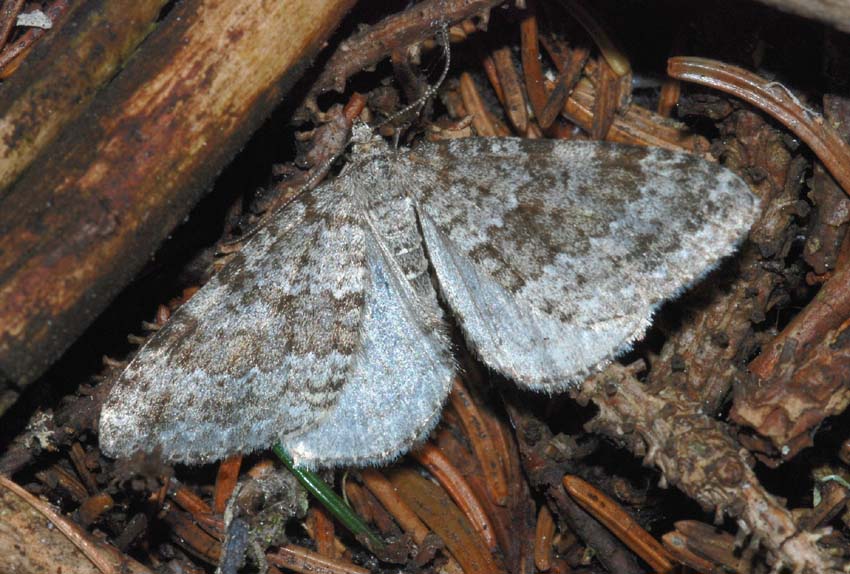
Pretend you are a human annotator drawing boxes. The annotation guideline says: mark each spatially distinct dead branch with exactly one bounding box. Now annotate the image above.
[0,0,164,191]
[0,0,356,398]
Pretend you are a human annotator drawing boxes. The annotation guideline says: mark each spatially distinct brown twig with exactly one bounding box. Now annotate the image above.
[577,363,841,573]
[303,0,504,104]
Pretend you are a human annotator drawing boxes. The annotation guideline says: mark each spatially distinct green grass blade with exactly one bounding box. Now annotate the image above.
[273,443,385,552]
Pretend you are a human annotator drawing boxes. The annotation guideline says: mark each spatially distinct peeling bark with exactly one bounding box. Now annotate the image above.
[0,0,355,402]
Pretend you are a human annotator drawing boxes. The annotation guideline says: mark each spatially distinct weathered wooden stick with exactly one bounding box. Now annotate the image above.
[0,0,355,401]
[0,0,169,192]
[756,0,850,33]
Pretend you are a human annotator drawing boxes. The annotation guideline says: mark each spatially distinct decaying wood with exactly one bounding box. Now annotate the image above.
[0,0,70,79]
[0,474,153,574]
[0,0,166,191]
[755,0,850,33]
[0,0,356,401]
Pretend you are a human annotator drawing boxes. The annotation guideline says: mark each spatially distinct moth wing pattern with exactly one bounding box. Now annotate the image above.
[408,138,759,390]
[283,156,455,468]
[100,155,455,467]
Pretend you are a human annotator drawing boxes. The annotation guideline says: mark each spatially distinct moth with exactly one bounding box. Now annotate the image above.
[100,128,759,468]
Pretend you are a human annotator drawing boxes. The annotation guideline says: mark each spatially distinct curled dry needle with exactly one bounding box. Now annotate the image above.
[562,475,675,574]
[360,469,432,546]
[388,467,507,574]
[447,378,509,506]
[667,56,850,195]
[413,443,499,551]
[266,545,369,574]
[213,454,243,514]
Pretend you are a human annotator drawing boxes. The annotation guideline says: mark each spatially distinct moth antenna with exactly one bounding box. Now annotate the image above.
[375,24,451,132]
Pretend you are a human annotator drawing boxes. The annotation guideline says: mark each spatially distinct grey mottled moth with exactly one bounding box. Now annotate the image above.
[100,129,759,468]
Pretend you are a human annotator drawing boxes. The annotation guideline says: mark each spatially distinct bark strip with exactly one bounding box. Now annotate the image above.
[0,0,355,398]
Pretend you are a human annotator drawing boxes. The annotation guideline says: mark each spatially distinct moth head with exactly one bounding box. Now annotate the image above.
[350,121,374,145]
[349,120,391,158]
